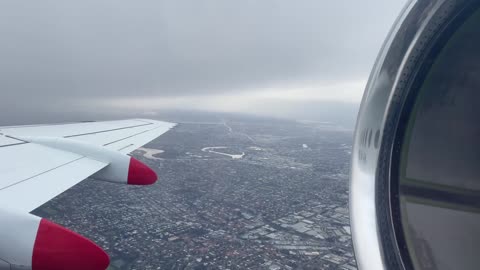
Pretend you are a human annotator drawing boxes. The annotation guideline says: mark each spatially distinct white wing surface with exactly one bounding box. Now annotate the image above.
[0,118,175,213]
[0,119,175,269]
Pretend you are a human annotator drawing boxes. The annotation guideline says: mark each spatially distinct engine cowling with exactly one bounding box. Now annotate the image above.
[16,136,157,185]
[351,1,480,270]
[0,209,109,270]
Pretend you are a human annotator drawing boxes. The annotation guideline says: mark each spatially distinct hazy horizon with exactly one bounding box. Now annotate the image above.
[0,1,406,126]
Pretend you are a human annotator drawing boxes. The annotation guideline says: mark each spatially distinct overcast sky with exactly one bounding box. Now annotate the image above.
[0,1,407,125]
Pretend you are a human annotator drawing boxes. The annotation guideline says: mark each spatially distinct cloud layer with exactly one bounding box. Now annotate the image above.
[0,1,406,124]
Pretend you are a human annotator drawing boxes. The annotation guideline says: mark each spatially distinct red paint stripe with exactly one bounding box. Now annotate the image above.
[127,157,157,185]
[32,219,109,270]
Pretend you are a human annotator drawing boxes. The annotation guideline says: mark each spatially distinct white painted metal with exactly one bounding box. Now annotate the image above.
[0,119,175,213]
[0,208,40,268]
[72,125,159,146]
[0,119,147,138]
[17,136,128,164]
[0,136,22,147]
[2,119,175,153]
[0,143,83,189]
[74,120,175,153]
[16,136,133,184]
[0,157,107,213]
[106,125,175,153]
[91,158,130,184]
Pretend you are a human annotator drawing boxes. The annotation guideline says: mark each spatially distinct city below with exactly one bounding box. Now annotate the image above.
[33,114,355,270]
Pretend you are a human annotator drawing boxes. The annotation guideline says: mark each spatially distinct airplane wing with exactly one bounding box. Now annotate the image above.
[0,119,175,270]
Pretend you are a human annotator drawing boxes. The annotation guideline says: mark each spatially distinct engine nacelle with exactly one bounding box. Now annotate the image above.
[17,136,157,185]
[0,208,109,270]
[351,1,480,270]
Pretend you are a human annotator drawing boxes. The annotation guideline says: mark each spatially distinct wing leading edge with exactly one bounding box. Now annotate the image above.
[0,118,175,212]
[0,119,175,269]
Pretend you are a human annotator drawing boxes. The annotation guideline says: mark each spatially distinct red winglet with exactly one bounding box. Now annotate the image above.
[127,157,158,185]
[32,219,110,270]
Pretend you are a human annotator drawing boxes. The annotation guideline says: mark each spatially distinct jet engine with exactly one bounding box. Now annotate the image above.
[0,208,109,270]
[351,1,480,270]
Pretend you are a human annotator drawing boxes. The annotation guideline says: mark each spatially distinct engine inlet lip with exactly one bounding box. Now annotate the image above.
[349,1,480,269]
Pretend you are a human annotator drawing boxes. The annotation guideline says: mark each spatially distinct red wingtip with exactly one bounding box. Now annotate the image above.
[32,219,110,270]
[127,157,158,185]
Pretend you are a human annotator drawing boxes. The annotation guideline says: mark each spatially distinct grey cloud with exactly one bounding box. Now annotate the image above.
[0,1,406,123]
